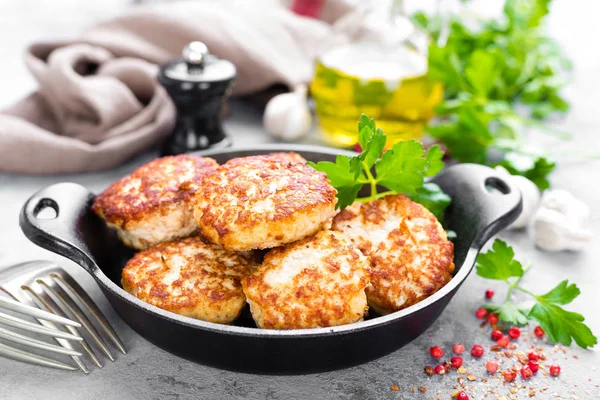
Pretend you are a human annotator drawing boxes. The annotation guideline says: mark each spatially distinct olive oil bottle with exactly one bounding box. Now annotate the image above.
[310,4,441,148]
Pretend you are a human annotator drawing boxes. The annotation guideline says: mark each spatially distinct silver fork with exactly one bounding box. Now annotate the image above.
[0,260,126,373]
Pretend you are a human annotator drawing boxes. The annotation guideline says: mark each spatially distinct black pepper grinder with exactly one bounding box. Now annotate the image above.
[158,41,236,155]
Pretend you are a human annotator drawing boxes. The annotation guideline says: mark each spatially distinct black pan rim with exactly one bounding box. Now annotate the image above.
[79,144,488,338]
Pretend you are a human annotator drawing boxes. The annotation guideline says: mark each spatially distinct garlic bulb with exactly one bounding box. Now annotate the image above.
[263,85,312,141]
[533,190,593,252]
[495,166,541,230]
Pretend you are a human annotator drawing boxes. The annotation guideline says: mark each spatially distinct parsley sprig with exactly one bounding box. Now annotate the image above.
[308,115,450,219]
[476,240,597,349]
[413,0,572,189]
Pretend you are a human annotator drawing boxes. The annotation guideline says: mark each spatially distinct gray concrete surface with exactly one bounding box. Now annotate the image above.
[0,1,599,399]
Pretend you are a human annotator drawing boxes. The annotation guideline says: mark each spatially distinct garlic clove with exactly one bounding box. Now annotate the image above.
[533,189,593,252]
[263,85,312,141]
[494,166,541,230]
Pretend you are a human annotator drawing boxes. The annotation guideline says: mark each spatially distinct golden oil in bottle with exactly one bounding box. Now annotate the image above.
[310,42,442,148]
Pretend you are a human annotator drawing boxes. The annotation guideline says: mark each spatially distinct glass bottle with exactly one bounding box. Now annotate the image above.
[310,0,442,148]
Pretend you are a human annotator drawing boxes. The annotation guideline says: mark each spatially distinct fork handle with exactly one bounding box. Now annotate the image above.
[19,183,104,275]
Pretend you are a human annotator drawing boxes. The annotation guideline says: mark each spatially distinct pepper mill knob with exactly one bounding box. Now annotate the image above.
[183,41,208,71]
[158,41,236,156]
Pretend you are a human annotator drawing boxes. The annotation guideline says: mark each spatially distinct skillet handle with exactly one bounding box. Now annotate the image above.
[430,163,522,255]
[19,183,104,275]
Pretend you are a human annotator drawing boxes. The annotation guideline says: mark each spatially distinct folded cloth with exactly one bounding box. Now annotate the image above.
[0,0,348,174]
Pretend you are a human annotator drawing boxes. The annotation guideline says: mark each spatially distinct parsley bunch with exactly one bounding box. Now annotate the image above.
[309,115,450,220]
[476,240,597,349]
[413,0,572,190]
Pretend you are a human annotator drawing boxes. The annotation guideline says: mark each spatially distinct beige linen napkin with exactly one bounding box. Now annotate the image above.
[0,0,346,174]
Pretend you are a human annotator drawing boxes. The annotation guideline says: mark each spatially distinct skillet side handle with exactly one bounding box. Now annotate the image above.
[430,163,523,254]
[19,183,102,275]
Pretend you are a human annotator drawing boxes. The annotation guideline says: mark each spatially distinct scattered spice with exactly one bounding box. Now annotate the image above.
[430,346,445,358]
[457,366,467,374]
[419,386,427,393]
[549,364,561,377]
[534,326,545,338]
[497,336,510,348]
[492,330,503,341]
[528,361,540,373]
[435,364,447,375]
[508,327,521,339]
[451,356,464,369]
[485,289,495,299]
[521,366,534,380]
[467,374,476,381]
[471,344,484,357]
[486,360,499,374]
[453,343,466,354]
[391,385,399,391]
[476,307,488,319]
[424,366,435,376]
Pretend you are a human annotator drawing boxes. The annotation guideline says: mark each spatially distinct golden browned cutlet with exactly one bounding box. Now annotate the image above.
[193,153,337,251]
[242,230,370,329]
[332,194,454,315]
[92,155,218,249]
[122,236,252,324]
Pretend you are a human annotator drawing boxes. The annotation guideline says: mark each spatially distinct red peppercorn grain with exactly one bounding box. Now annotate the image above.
[508,327,521,339]
[430,346,444,358]
[487,313,499,325]
[475,307,487,319]
[485,289,494,299]
[503,369,517,382]
[485,360,498,374]
[471,344,484,357]
[534,325,545,338]
[528,352,540,361]
[452,343,465,354]
[528,361,539,373]
[491,330,503,341]
[497,335,510,348]
[434,364,446,375]
[457,391,469,400]
[549,364,561,377]
[451,356,463,368]
[520,366,533,380]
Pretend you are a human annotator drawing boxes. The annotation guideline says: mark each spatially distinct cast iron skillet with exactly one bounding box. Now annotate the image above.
[19,144,522,373]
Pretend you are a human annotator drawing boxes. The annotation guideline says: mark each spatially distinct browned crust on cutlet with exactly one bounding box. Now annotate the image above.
[92,155,218,226]
[332,194,454,314]
[193,154,337,250]
[121,236,251,323]
[242,231,370,329]
[264,152,307,164]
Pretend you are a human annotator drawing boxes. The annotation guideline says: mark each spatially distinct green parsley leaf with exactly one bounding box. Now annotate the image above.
[476,240,524,280]
[499,152,556,190]
[310,114,450,218]
[529,302,597,349]
[359,128,386,170]
[375,140,427,196]
[537,280,581,305]
[465,50,502,96]
[424,145,445,177]
[308,155,362,210]
[475,240,597,349]
[409,183,451,222]
[484,302,530,326]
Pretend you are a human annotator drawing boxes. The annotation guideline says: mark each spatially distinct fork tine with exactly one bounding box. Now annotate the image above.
[0,296,81,328]
[0,341,77,371]
[0,325,82,357]
[0,310,83,341]
[37,279,115,362]
[52,273,127,355]
[23,286,98,371]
